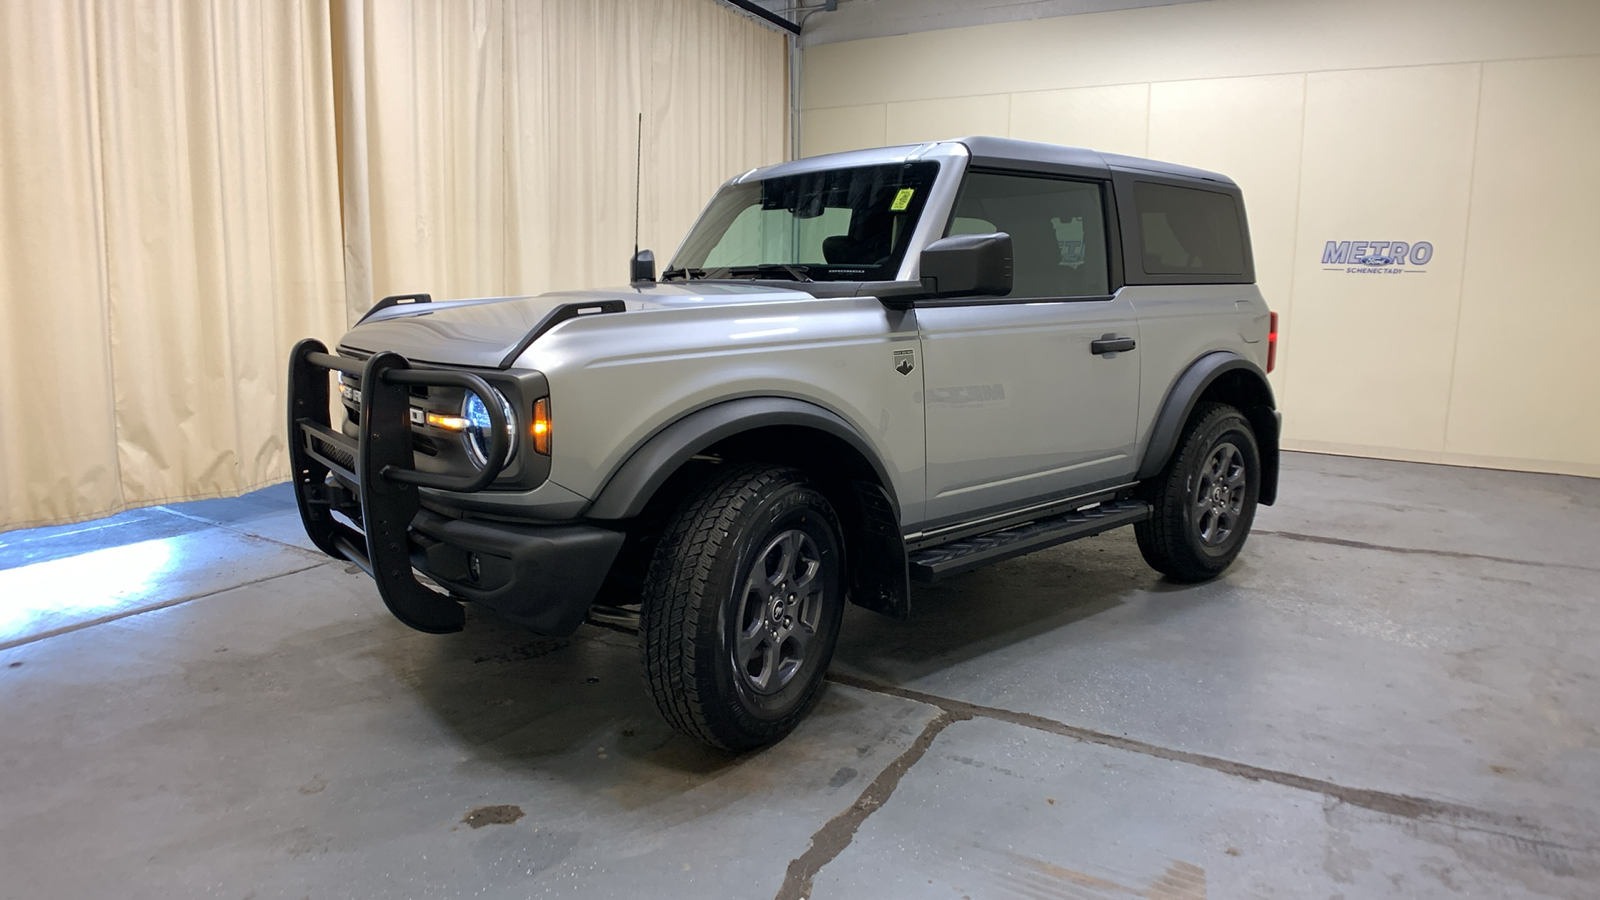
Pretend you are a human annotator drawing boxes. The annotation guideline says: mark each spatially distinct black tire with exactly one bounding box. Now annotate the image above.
[1135,402,1260,583]
[639,464,846,751]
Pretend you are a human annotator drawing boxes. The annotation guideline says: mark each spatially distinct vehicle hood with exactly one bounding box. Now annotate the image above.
[337,282,816,369]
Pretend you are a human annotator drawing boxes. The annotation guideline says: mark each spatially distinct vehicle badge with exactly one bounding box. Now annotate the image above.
[893,348,915,376]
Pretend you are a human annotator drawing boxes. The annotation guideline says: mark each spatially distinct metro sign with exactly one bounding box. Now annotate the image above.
[1322,239,1434,275]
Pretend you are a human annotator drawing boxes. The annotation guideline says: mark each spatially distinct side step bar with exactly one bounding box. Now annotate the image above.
[908,499,1151,583]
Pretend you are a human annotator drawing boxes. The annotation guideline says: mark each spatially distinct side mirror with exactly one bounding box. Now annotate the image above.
[918,232,1012,298]
[630,249,656,283]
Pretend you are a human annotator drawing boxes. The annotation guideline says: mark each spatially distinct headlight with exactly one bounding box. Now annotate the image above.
[463,389,517,468]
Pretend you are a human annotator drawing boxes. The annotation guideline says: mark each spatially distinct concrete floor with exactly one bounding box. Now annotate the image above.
[1,452,1597,899]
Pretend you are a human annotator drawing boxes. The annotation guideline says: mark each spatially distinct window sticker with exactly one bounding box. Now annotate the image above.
[889,188,915,211]
[1052,216,1085,267]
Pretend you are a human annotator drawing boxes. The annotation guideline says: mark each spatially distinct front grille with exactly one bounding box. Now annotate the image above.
[336,356,427,401]
[328,348,504,483]
[310,433,356,472]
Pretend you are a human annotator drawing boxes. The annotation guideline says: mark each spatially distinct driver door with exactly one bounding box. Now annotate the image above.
[917,170,1140,525]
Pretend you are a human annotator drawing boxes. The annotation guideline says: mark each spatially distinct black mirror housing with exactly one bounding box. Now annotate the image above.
[918,232,1012,299]
[630,249,656,283]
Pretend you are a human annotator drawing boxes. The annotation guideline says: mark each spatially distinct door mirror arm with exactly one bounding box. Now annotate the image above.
[878,232,1013,309]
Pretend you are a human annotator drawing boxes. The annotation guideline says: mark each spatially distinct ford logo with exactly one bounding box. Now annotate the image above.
[1356,255,1395,267]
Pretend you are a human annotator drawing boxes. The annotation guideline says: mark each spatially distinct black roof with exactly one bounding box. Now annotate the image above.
[743,136,1237,189]
[955,136,1236,186]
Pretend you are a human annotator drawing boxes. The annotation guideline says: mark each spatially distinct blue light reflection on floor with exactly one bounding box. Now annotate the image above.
[0,507,205,572]
[0,538,178,645]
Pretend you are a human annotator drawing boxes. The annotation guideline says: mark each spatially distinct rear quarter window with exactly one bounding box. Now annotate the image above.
[1133,182,1246,277]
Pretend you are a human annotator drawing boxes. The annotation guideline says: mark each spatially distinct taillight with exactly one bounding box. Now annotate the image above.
[1267,311,1279,374]
[531,397,551,455]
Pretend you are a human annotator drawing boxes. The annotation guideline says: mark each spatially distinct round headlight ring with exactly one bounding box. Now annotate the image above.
[462,389,518,469]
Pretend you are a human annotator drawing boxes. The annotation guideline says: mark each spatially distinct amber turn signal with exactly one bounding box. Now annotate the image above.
[425,411,470,432]
[532,397,551,455]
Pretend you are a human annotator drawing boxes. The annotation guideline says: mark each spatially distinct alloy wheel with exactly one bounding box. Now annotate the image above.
[733,529,824,695]
[1193,441,1247,547]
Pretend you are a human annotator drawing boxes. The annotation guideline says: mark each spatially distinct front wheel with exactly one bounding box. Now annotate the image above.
[639,464,845,751]
[1135,402,1260,582]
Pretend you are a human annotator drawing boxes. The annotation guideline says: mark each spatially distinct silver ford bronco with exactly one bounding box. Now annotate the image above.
[288,137,1280,750]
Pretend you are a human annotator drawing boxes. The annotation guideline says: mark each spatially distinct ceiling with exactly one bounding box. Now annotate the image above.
[740,0,1209,46]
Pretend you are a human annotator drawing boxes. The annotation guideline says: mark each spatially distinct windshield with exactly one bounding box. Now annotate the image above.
[667,162,941,283]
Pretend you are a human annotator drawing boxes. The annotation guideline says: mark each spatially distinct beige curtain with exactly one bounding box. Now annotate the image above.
[1,0,787,532]
[0,1,346,531]
[335,0,788,316]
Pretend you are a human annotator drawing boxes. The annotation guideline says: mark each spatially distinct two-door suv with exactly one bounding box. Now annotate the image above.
[288,137,1280,750]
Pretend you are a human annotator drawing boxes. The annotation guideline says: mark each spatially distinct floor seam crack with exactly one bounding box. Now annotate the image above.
[774,709,968,900]
[1254,529,1598,573]
[825,672,1598,855]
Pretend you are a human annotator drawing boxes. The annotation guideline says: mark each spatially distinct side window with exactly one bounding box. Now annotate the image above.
[947,171,1110,298]
[948,216,997,236]
[1132,182,1245,276]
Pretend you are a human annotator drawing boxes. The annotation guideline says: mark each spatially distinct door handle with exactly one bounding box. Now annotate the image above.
[1091,334,1136,355]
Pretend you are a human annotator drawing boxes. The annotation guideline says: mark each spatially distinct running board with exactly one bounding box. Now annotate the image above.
[908,499,1151,583]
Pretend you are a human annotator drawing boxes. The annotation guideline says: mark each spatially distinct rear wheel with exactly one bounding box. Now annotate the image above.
[1135,402,1260,582]
[639,464,845,751]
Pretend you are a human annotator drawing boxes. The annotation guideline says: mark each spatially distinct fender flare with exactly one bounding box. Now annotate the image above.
[1137,351,1280,504]
[584,397,898,520]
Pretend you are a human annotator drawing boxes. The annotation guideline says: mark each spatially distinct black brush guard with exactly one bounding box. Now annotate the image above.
[287,338,511,634]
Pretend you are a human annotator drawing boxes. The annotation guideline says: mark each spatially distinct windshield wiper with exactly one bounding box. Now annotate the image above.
[719,264,814,282]
[661,266,705,281]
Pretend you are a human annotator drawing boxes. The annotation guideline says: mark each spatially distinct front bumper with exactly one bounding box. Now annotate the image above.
[286,339,623,635]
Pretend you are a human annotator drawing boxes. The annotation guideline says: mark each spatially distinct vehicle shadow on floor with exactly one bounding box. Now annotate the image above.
[362,605,904,806]
[830,528,1231,686]
[381,609,731,753]
[357,605,924,819]
[363,527,1228,792]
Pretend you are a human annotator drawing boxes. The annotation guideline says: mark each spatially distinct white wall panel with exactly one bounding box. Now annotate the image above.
[1148,74,1305,402]
[1283,64,1481,456]
[802,0,1600,109]
[1445,57,1600,474]
[884,94,1012,145]
[801,103,888,156]
[1009,84,1149,156]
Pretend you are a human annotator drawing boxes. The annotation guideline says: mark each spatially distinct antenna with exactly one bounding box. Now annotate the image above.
[627,112,655,283]
[633,111,643,255]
